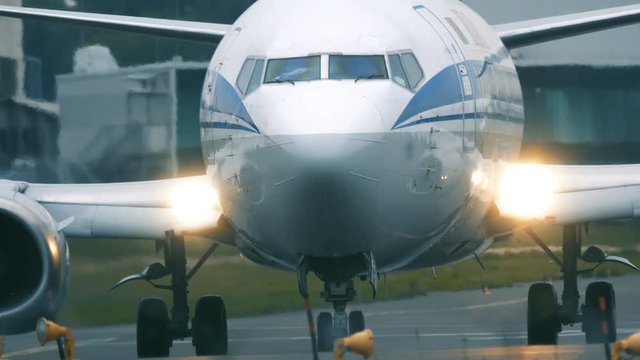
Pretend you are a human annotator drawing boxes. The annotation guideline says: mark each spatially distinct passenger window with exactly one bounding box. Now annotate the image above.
[445,17,469,45]
[246,59,264,95]
[236,58,256,95]
[400,53,424,89]
[389,54,409,89]
[329,55,388,80]
[264,56,321,83]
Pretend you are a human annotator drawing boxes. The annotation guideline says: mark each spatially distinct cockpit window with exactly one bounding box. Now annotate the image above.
[264,56,321,83]
[246,59,265,95]
[389,51,424,91]
[389,54,409,89]
[236,58,266,96]
[328,55,388,81]
[236,58,256,95]
[400,53,424,89]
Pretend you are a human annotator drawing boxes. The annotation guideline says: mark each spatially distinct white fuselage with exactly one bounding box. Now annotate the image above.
[199,0,524,273]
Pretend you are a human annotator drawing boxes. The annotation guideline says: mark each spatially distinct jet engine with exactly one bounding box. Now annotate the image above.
[0,190,69,335]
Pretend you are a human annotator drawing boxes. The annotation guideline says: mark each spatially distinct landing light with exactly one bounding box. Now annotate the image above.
[496,164,556,219]
[471,169,488,189]
[170,179,220,229]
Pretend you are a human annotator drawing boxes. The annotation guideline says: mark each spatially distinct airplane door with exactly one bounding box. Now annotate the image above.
[413,6,475,151]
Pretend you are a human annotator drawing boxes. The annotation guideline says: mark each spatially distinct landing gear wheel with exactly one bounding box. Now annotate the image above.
[349,310,365,334]
[583,281,616,344]
[137,297,171,358]
[192,295,228,355]
[317,311,333,352]
[527,283,560,345]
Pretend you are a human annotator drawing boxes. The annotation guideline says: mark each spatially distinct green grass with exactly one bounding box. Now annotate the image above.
[58,222,640,327]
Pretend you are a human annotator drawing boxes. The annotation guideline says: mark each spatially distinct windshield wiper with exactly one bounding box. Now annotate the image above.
[273,79,295,86]
[355,74,385,83]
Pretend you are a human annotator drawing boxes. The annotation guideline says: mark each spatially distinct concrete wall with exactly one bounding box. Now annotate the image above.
[55,61,207,182]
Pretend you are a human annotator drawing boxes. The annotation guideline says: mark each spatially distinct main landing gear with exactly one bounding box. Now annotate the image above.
[111,231,228,358]
[524,225,638,345]
[297,254,376,353]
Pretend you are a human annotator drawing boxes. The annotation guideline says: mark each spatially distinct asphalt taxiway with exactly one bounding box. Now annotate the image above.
[3,275,639,359]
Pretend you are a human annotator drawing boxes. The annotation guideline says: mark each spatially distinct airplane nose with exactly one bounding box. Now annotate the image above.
[264,86,384,159]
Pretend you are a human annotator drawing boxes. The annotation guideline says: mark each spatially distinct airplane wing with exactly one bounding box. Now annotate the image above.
[494,4,640,48]
[0,176,223,239]
[0,5,230,43]
[492,163,640,225]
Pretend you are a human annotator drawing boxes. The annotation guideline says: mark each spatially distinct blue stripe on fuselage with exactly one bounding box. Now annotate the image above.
[392,60,523,130]
[201,72,261,134]
[393,111,518,129]
[392,64,464,129]
[200,121,259,133]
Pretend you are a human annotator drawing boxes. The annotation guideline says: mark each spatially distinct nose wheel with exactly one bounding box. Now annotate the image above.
[316,308,367,352]
[314,280,368,352]
[349,310,365,334]
[316,311,333,352]
[296,254,377,354]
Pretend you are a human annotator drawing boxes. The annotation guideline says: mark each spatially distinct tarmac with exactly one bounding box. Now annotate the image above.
[2,275,639,359]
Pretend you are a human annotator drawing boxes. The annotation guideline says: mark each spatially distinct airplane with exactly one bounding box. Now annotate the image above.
[1,0,640,357]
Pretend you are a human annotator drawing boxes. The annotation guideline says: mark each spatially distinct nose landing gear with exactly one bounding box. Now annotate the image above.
[296,254,375,353]
[315,280,365,352]
[524,225,637,345]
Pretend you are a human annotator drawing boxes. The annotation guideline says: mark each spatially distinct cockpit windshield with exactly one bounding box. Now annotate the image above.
[264,56,321,83]
[329,55,388,81]
[252,52,418,90]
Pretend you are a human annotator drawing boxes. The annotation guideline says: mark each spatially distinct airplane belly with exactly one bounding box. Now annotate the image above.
[208,129,474,269]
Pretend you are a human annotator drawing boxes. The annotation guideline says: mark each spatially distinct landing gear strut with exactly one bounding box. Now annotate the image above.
[298,253,378,352]
[112,230,228,358]
[315,280,367,352]
[297,254,375,353]
[316,280,363,352]
[525,225,637,345]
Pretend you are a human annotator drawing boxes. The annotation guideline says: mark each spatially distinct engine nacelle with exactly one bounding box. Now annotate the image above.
[0,190,69,335]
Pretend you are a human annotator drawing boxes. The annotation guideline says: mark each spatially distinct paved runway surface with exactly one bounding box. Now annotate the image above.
[3,275,639,359]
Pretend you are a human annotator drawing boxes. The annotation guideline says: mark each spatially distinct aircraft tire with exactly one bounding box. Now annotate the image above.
[137,297,171,358]
[527,282,560,345]
[349,310,365,334]
[317,311,333,352]
[192,295,228,355]
[583,281,616,344]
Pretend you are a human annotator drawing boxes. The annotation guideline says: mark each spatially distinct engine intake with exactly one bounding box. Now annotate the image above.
[0,191,69,335]
[0,211,44,311]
